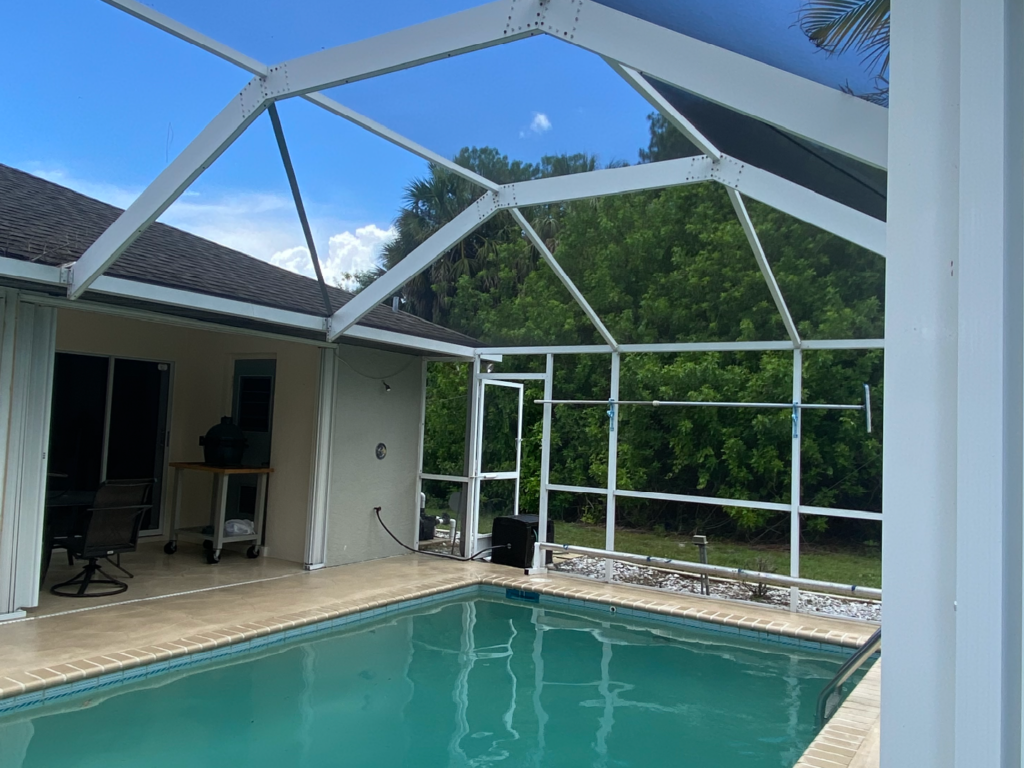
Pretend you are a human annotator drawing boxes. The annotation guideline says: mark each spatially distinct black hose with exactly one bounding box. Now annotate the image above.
[374,507,509,562]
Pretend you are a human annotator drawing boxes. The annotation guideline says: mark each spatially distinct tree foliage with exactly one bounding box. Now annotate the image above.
[407,116,884,543]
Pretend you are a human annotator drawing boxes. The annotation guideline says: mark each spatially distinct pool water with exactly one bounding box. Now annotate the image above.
[0,596,866,768]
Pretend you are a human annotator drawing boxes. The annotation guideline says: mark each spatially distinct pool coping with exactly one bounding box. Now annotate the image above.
[0,569,877,715]
[795,660,881,768]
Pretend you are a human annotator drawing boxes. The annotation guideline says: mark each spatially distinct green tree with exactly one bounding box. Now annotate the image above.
[413,116,884,541]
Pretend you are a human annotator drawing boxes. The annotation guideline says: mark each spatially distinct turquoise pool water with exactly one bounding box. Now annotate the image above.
[0,595,864,767]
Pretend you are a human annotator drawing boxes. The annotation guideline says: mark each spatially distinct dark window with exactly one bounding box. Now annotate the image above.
[237,376,272,432]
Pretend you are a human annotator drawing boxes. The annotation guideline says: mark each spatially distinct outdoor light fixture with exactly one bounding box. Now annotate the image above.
[485,363,495,373]
[383,381,391,393]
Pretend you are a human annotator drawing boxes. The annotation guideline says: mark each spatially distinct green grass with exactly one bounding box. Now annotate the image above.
[551,522,881,589]
[433,508,881,589]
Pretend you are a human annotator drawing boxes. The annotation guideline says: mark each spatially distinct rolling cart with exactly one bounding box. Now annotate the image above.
[165,462,273,564]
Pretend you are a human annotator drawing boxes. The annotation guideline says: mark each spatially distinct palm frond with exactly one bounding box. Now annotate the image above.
[798,0,890,73]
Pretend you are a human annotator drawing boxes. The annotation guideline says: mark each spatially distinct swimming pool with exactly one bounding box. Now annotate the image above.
[0,592,867,767]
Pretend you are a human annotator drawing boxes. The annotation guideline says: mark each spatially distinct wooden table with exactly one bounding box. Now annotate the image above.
[166,463,273,564]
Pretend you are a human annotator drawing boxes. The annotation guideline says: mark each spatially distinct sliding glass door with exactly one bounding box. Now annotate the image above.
[47,353,171,534]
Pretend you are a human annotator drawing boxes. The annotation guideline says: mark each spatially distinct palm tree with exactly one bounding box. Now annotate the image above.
[371,147,600,326]
[798,0,890,104]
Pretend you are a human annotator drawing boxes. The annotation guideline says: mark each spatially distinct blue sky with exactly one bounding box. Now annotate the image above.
[0,0,878,286]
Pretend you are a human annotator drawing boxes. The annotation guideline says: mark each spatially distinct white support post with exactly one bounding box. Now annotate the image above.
[547,0,888,169]
[604,352,620,581]
[883,0,961,763]
[727,189,801,346]
[304,347,336,569]
[954,0,1023,764]
[69,89,265,298]
[789,349,802,611]
[465,356,485,557]
[412,358,429,551]
[329,197,497,339]
[510,209,618,349]
[534,354,554,570]
[606,60,722,159]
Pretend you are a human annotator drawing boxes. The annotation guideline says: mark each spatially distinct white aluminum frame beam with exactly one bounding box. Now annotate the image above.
[544,0,887,169]
[606,60,722,160]
[329,157,717,339]
[68,89,266,298]
[727,189,801,345]
[713,156,886,256]
[510,208,618,349]
[329,197,498,339]
[102,0,501,191]
[262,2,536,97]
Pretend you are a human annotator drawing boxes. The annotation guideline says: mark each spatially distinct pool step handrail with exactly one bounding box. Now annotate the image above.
[816,627,881,727]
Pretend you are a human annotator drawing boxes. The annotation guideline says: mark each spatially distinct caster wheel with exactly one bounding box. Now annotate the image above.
[163,541,177,555]
[202,539,213,551]
[206,550,220,565]
[246,545,260,559]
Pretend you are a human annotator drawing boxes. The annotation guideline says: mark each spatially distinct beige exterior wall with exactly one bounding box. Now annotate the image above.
[55,309,321,564]
[324,346,422,567]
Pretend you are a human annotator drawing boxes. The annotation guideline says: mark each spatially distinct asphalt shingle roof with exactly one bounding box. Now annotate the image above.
[0,164,480,348]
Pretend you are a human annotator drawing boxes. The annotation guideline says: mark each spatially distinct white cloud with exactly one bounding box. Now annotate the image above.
[270,224,395,290]
[531,112,552,133]
[25,164,395,290]
[520,112,552,138]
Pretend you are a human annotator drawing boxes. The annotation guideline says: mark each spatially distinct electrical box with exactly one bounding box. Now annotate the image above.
[490,515,554,568]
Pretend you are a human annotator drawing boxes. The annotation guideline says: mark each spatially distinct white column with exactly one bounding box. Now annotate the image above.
[955,0,1023,764]
[304,347,337,569]
[789,348,802,611]
[535,354,554,569]
[604,352,620,580]
[883,0,961,764]
[0,295,57,615]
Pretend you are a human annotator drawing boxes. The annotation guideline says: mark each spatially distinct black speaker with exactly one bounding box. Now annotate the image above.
[490,515,554,568]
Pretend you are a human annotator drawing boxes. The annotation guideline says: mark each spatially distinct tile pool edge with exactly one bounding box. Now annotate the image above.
[794,661,881,768]
[0,570,876,714]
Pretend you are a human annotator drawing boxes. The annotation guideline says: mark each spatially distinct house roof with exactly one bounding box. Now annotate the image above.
[0,164,480,349]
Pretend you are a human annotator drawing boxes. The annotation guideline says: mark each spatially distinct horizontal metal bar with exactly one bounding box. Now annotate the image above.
[479,471,518,481]
[340,324,481,358]
[548,483,611,496]
[500,155,715,208]
[477,339,881,355]
[27,291,335,349]
[799,505,883,521]
[419,473,469,484]
[801,339,885,350]
[0,257,63,286]
[620,340,796,353]
[475,345,614,355]
[547,483,792,514]
[541,542,881,599]
[613,488,792,513]
[535,399,865,410]
[481,379,524,390]
[477,372,548,381]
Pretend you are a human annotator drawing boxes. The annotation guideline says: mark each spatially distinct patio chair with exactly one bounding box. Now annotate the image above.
[50,480,153,598]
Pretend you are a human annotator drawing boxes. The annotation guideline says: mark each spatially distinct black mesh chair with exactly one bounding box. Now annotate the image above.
[50,480,153,598]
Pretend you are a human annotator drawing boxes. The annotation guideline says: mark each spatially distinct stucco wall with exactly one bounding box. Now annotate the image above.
[325,346,422,567]
[54,309,320,564]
